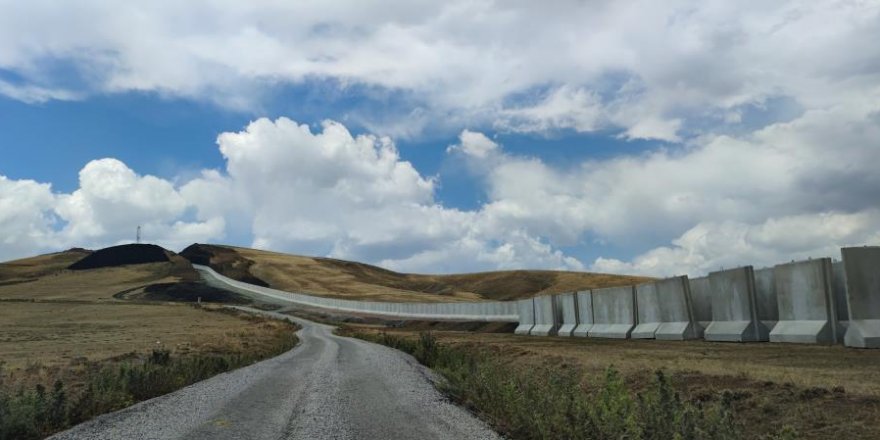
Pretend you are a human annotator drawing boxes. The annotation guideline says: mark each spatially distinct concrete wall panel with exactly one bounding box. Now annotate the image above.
[632,283,661,339]
[688,276,712,329]
[572,290,593,337]
[530,295,559,336]
[832,261,850,333]
[754,267,779,331]
[842,247,880,348]
[588,286,636,339]
[654,276,703,340]
[705,266,769,342]
[769,258,838,344]
[557,293,578,336]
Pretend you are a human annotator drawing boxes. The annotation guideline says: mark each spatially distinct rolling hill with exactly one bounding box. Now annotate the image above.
[181,243,653,302]
[0,245,199,302]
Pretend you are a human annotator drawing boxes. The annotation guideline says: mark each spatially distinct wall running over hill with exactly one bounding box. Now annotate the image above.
[195,265,519,322]
[196,246,880,349]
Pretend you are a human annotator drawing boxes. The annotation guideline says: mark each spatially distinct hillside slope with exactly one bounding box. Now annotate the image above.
[0,248,91,286]
[0,245,199,301]
[181,244,652,302]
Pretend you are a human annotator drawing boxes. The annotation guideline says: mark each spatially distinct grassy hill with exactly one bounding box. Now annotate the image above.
[181,243,653,302]
[0,246,199,302]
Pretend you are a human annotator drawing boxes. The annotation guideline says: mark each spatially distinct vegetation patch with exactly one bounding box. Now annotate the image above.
[0,310,298,440]
[340,328,755,440]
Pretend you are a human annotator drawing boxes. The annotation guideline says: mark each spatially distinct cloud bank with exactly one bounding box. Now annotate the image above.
[2,1,878,140]
[1,1,879,276]
[3,103,879,276]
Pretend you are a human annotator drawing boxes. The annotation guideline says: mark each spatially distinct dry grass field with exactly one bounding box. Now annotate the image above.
[0,249,199,302]
[183,243,652,302]
[0,247,296,388]
[0,302,277,371]
[0,249,90,286]
[348,325,880,439]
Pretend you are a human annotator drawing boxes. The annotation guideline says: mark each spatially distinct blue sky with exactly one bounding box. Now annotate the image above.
[1,1,878,276]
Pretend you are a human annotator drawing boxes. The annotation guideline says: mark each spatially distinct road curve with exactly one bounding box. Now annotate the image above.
[51,309,501,440]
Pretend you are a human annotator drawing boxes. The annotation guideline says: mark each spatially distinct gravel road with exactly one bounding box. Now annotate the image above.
[50,309,501,440]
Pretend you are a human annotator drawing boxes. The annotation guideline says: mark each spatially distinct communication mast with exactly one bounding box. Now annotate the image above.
[136,225,141,244]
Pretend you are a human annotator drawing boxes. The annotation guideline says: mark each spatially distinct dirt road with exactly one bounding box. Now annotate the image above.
[50,309,500,440]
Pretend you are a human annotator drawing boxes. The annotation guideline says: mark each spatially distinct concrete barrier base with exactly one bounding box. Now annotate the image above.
[705,321,769,342]
[769,321,834,344]
[631,323,660,339]
[530,324,558,337]
[844,320,880,348]
[588,324,633,339]
[572,324,592,337]
[656,321,703,340]
[557,323,576,337]
[514,324,534,335]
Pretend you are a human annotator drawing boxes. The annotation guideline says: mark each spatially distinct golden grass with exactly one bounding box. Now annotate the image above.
[212,245,652,302]
[0,249,90,285]
[0,264,185,302]
[403,331,880,396]
[0,249,198,302]
[0,302,273,371]
[349,327,880,439]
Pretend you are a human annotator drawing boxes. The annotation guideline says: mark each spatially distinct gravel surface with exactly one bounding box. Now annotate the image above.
[50,309,501,440]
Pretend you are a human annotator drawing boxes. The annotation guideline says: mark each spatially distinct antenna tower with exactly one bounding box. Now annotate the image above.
[136,225,141,244]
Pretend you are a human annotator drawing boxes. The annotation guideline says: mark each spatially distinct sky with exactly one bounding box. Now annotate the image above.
[1,0,879,277]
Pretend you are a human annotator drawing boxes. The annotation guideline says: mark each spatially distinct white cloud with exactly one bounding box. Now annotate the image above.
[593,211,880,277]
[3,0,880,274]
[3,101,879,276]
[0,159,224,261]
[496,86,604,134]
[0,79,80,104]
[0,176,58,260]
[183,117,585,272]
[1,1,878,139]
[446,130,499,159]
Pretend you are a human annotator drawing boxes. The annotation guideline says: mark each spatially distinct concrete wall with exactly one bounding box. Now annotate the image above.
[632,283,661,339]
[769,258,839,344]
[688,276,713,329]
[654,276,703,340]
[530,295,560,336]
[842,247,880,348]
[588,285,636,339]
[195,265,520,322]
[831,261,851,333]
[514,298,535,335]
[704,266,769,342]
[572,290,594,337]
[556,292,578,336]
[753,267,779,331]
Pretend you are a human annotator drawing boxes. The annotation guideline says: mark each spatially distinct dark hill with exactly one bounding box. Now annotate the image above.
[180,244,269,287]
[68,244,171,270]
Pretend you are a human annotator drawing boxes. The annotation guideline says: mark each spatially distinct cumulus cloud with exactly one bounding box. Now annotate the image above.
[593,211,880,277]
[453,96,880,276]
[0,159,224,261]
[3,102,879,276]
[0,176,58,259]
[182,117,585,272]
